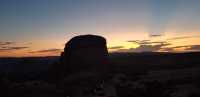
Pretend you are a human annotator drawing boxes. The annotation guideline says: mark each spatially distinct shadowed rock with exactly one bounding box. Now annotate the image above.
[48,35,110,83]
[56,35,110,96]
[49,35,109,84]
[62,35,109,74]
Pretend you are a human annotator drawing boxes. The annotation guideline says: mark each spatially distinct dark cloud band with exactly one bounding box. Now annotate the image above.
[29,48,62,53]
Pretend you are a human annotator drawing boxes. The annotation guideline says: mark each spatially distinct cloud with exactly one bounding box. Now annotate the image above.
[149,34,162,37]
[126,36,199,52]
[160,45,200,52]
[108,46,124,49]
[160,46,187,52]
[117,42,170,52]
[185,45,200,51]
[0,46,29,52]
[127,40,150,44]
[0,42,15,46]
[29,48,62,53]
[160,48,174,52]
[172,46,190,49]
[127,40,169,45]
[128,40,150,42]
[0,41,29,52]
[167,36,194,41]
[120,39,172,52]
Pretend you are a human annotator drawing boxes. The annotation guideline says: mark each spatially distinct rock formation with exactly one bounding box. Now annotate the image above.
[61,34,109,74]
[46,35,110,82]
[48,34,110,89]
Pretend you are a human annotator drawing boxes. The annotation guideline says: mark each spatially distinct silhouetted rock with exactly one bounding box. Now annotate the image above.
[61,35,108,76]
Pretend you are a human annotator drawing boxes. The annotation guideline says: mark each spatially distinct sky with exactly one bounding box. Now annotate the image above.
[0,0,200,57]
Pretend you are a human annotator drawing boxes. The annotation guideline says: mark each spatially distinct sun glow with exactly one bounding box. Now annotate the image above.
[122,42,140,49]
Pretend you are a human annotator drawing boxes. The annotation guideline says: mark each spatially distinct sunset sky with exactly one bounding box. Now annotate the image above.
[0,0,200,57]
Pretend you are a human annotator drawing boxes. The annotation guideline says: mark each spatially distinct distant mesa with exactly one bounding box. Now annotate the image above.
[50,34,109,81]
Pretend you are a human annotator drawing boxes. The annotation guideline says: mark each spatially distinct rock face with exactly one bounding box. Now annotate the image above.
[61,34,109,77]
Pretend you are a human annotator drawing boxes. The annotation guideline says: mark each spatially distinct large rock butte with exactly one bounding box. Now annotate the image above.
[60,34,109,77]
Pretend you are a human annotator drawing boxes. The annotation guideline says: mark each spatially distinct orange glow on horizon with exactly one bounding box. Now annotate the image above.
[0,31,199,57]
